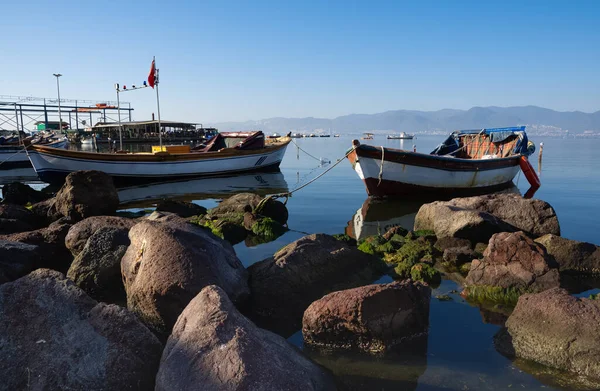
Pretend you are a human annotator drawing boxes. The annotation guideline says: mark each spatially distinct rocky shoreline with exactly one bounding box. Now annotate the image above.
[1,170,600,389]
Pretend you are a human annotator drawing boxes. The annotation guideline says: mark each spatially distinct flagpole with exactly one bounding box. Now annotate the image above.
[154,59,162,149]
[116,85,123,151]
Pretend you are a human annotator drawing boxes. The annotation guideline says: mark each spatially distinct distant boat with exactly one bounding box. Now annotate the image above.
[28,131,291,183]
[387,132,414,140]
[319,134,330,138]
[348,126,537,197]
[361,133,374,140]
[309,134,316,138]
[267,132,281,139]
[334,134,340,138]
[290,133,303,138]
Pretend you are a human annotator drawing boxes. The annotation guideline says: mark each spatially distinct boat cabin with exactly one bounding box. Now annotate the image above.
[430,126,532,159]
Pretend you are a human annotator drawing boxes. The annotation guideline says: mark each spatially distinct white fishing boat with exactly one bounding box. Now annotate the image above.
[0,136,68,169]
[348,126,538,197]
[27,131,290,183]
[387,132,414,140]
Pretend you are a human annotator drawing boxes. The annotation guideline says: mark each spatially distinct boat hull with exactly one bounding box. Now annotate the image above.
[28,141,289,184]
[348,145,521,197]
[0,139,68,170]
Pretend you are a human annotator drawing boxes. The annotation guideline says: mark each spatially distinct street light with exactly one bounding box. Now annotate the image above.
[53,73,62,133]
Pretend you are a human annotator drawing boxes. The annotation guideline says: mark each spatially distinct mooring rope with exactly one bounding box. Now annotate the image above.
[0,145,28,168]
[260,146,356,206]
[291,138,331,164]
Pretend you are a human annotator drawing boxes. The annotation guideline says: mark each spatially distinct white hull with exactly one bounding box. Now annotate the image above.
[354,155,520,189]
[28,144,288,180]
[0,139,68,168]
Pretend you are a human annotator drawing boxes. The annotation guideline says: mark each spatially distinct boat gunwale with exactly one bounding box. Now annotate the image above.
[353,143,520,172]
[29,138,291,162]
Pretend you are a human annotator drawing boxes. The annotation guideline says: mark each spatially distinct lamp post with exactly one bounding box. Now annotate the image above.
[53,73,63,133]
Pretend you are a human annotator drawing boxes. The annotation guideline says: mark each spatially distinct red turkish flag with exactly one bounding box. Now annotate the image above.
[148,59,156,88]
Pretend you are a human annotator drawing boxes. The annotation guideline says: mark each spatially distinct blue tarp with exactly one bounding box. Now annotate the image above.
[430,126,531,156]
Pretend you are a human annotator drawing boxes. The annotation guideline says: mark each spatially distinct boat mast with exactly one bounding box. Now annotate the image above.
[154,63,162,149]
[116,85,123,150]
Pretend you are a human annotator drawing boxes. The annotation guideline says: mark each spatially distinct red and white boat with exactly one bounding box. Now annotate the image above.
[347,126,537,197]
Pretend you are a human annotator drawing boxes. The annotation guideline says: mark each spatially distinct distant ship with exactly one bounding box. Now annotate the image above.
[387,132,414,140]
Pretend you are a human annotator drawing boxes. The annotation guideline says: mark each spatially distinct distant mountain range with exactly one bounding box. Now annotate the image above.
[209,106,600,134]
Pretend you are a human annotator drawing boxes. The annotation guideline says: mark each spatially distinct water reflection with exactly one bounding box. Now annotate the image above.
[0,167,41,185]
[117,170,289,207]
[306,337,428,391]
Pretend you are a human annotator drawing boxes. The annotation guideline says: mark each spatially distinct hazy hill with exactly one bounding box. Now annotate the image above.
[210,106,600,134]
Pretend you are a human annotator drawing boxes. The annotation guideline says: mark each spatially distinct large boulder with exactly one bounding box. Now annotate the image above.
[535,234,600,274]
[247,234,385,336]
[0,240,39,284]
[1,182,51,205]
[445,194,560,237]
[66,215,136,257]
[155,199,207,218]
[67,226,130,301]
[414,203,515,243]
[495,288,600,381]
[0,203,43,233]
[0,221,72,273]
[0,269,163,390]
[302,280,431,354]
[465,231,559,293]
[210,193,288,225]
[51,170,119,221]
[155,285,336,391]
[121,213,249,336]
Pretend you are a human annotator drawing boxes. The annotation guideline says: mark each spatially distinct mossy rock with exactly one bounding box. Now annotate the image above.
[389,238,435,265]
[464,285,526,307]
[333,234,357,247]
[362,235,387,247]
[459,262,472,276]
[435,294,453,301]
[251,217,287,242]
[358,241,377,256]
[474,242,488,257]
[393,260,414,279]
[590,293,599,300]
[388,234,406,245]
[375,241,400,255]
[410,263,441,286]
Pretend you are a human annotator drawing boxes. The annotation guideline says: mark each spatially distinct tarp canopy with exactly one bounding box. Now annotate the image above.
[431,126,530,156]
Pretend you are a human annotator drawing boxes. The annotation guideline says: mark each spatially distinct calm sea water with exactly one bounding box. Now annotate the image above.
[1,135,599,390]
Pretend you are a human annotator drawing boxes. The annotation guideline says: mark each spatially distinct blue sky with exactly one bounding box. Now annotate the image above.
[1,0,599,123]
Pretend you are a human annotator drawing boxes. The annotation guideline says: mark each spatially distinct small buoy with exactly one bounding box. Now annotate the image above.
[519,155,541,189]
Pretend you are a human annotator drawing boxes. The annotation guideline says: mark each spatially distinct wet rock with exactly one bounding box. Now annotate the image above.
[67,226,130,301]
[0,240,39,284]
[535,234,600,274]
[442,246,477,269]
[465,231,559,296]
[51,170,119,221]
[121,215,249,336]
[1,182,50,205]
[155,199,207,218]
[155,285,336,391]
[248,234,386,336]
[0,222,72,273]
[495,287,600,381]
[414,202,515,243]
[65,215,136,257]
[434,237,472,251]
[0,218,34,235]
[446,193,560,237]
[302,280,431,354]
[0,269,163,390]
